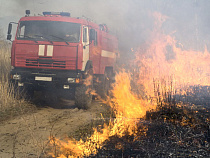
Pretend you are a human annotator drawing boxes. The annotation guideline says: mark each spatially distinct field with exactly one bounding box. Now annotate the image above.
[0,39,209,157]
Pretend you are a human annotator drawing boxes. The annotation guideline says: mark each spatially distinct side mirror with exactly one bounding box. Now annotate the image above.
[7,23,12,40]
[7,22,18,41]
[7,23,12,35]
[7,34,12,40]
[89,29,96,41]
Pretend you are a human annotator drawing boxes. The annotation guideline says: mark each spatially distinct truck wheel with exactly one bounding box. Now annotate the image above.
[75,68,93,109]
[96,70,113,99]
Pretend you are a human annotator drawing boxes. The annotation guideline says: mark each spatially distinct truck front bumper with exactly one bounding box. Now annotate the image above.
[10,68,83,90]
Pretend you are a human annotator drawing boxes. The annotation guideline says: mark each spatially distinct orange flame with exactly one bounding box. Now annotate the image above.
[134,12,210,99]
[50,71,155,157]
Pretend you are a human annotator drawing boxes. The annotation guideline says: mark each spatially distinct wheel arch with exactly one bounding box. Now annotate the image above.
[84,60,93,72]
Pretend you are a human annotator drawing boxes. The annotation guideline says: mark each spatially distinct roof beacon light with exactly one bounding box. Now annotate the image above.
[25,10,30,16]
[43,12,70,17]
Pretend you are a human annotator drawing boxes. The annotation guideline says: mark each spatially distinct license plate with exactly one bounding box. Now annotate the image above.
[35,76,52,81]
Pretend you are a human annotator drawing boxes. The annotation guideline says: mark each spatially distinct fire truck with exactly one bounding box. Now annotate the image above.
[7,10,118,109]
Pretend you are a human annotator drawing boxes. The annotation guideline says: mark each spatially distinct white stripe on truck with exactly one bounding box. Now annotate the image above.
[38,45,45,56]
[47,45,53,56]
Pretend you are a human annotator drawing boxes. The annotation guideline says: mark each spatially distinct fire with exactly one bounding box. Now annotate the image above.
[134,12,210,99]
[50,71,155,157]
[111,71,155,120]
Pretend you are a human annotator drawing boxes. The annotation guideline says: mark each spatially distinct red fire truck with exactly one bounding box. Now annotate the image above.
[7,10,118,108]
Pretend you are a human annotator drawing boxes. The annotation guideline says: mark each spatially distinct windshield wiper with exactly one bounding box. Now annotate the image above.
[22,35,38,43]
[49,35,69,45]
[33,35,53,44]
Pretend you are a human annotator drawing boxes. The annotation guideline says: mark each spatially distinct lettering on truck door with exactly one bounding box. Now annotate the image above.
[82,26,89,71]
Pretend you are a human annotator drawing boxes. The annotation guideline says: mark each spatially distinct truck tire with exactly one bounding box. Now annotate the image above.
[75,68,93,109]
[96,69,113,99]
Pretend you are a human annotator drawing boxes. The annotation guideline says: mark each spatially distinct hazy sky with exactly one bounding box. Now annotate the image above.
[0,0,210,51]
[0,0,126,38]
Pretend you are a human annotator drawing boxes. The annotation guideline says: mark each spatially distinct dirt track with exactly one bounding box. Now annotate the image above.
[0,99,109,158]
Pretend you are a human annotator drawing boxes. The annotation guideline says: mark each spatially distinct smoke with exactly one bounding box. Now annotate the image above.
[1,0,210,52]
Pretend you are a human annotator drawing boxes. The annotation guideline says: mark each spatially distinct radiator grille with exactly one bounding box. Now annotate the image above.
[26,58,66,68]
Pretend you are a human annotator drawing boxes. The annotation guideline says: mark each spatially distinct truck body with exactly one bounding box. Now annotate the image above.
[7,11,118,108]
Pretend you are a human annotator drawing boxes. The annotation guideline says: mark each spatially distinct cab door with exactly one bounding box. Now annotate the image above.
[82,26,89,71]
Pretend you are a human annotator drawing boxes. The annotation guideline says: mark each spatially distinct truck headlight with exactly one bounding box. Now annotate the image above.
[13,74,21,80]
[67,78,75,83]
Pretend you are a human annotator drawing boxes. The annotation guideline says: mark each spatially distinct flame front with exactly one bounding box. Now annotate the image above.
[134,12,210,99]
[50,71,155,157]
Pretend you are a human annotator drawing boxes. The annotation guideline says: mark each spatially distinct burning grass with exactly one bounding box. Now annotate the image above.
[95,103,209,157]
[0,40,35,122]
[49,71,209,157]
[48,12,209,157]
[48,71,156,157]
[133,12,210,101]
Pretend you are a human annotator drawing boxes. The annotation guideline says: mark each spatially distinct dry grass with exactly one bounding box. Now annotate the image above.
[0,41,11,76]
[92,100,209,157]
[92,74,210,157]
[0,40,35,122]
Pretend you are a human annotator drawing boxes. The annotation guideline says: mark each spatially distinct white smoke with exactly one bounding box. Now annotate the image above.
[0,0,210,51]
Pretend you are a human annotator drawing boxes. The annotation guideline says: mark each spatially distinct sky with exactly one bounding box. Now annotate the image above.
[0,0,210,52]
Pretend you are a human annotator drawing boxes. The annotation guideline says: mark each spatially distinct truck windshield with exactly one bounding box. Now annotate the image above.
[17,21,81,43]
